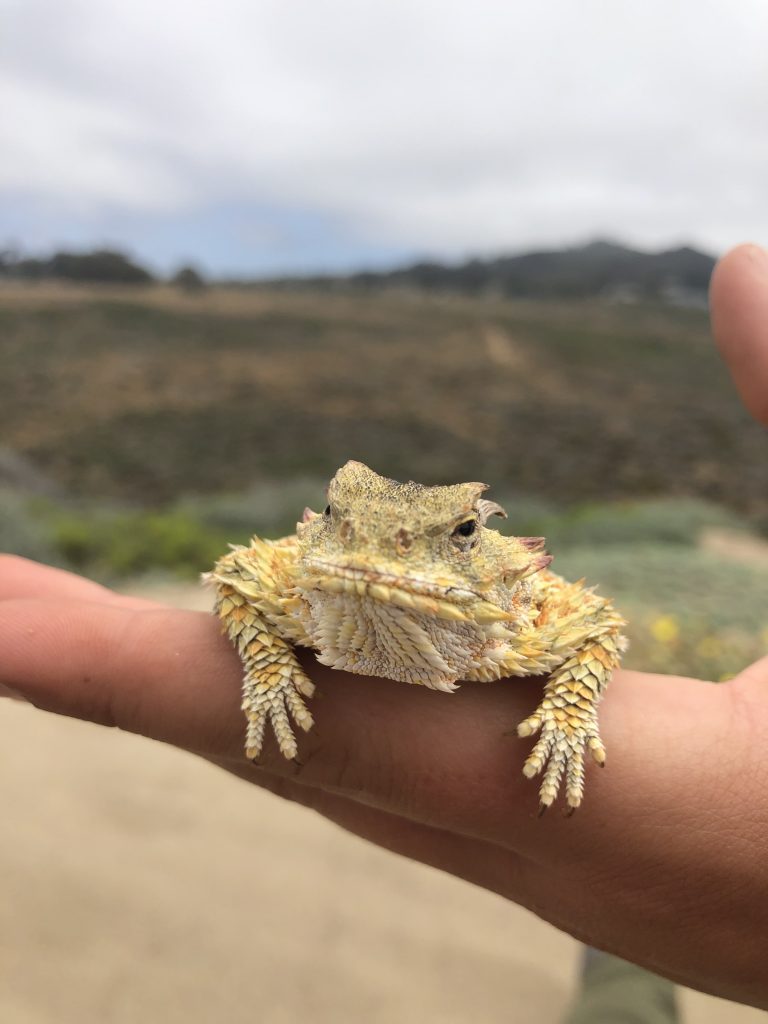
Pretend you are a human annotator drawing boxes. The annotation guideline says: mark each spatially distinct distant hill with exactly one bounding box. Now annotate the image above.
[276,241,715,304]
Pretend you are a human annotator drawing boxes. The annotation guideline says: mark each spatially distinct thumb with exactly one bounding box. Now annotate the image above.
[710,243,768,425]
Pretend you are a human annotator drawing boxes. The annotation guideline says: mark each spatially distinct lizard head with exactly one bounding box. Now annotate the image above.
[294,461,551,620]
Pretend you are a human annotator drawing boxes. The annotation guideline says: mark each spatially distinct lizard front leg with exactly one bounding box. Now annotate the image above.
[224,588,314,760]
[205,542,315,761]
[517,633,623,810]
[516,579,627,810]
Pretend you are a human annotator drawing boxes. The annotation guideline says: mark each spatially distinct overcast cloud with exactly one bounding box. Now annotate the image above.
[2,0,767,274]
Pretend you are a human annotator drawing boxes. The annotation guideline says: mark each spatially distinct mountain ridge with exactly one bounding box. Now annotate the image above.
[287,240,715,301]
[1,240,716,300]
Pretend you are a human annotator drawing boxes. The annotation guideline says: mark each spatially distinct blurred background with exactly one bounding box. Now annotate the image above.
[1,1,767,1021]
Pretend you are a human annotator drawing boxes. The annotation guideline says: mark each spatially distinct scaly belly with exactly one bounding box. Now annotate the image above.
[292,590,509,689]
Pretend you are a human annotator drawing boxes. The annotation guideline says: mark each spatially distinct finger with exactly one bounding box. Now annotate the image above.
[0,596,731,859]
[232,660,730,861]
[0,555,161,610]
[0,598,243,753]
[0,595,535,814]
[710,243,768,424]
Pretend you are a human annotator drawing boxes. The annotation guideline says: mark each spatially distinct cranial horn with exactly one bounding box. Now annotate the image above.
[519,536,546,551]
[477,499,507,523]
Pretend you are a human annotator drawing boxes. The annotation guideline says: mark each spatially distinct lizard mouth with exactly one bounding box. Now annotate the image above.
[296,559,512,623]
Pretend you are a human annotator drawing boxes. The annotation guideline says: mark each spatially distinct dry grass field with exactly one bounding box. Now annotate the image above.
[1,282,765,518]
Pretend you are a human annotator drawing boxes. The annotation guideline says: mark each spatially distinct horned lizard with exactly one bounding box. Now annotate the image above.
[205,461,627,810]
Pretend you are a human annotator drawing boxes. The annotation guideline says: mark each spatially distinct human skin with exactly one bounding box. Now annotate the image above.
[1,244,767,1008]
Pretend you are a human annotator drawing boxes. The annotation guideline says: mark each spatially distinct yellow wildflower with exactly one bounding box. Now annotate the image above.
[651,614,680,644]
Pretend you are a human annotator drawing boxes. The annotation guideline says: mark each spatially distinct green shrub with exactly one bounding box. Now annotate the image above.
[0,489,59,562]
[52,510,230,578]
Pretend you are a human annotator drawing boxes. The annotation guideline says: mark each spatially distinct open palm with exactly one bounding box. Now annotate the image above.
[2,245,767,1009]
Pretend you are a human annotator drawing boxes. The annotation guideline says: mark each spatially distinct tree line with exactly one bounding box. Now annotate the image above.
[0,248,205,289]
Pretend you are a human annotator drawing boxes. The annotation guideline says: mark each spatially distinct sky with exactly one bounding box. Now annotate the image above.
[2,0,767,276]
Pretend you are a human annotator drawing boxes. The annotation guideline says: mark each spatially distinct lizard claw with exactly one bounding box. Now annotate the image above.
[243,677,314,761]
[518,706,602,810]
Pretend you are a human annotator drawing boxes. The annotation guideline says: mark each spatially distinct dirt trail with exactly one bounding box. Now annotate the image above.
[700,527,768,569]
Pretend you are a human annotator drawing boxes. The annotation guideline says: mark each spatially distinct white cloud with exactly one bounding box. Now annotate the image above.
[2,0,768,265]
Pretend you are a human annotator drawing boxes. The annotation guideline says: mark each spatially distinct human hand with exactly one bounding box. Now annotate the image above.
[1,244,767,1008]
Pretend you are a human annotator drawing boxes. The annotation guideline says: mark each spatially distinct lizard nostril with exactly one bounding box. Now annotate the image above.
[395,527,413,555]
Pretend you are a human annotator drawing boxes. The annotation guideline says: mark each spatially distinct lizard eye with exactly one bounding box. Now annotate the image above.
[453,518,477,538]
